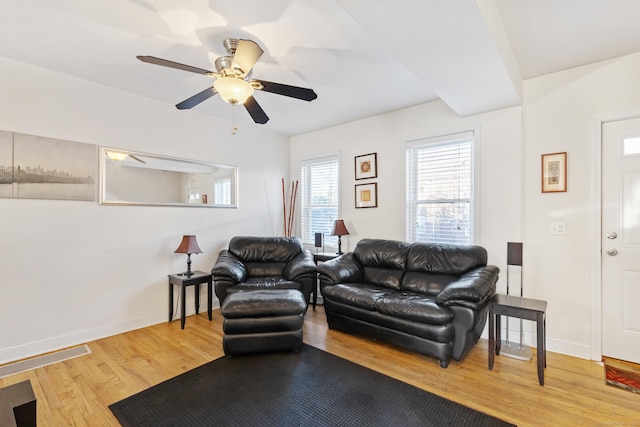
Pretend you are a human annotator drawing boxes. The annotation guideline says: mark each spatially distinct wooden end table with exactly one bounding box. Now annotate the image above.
[488,293,548,385]
[168,271,213,329]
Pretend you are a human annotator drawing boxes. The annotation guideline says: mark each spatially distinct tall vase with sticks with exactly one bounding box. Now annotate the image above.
[282,178,299,237]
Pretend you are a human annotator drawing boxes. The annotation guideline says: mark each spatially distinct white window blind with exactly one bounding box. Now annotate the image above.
[406,131,474,244]
[300,156,339,246]
[214,176,231,205]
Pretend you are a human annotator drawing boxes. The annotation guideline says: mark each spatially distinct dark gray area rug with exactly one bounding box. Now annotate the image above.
[110,344,515,427]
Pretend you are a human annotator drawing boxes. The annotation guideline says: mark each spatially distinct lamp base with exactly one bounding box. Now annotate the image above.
[179,254,194,277]
[500,341,533,361]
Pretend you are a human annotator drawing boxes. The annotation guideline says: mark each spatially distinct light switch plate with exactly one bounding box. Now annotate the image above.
[549,222,565,235]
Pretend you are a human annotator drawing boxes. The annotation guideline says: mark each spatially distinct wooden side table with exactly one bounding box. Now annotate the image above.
[312,252,339,309]
[488,293,548,385]
[168,271,213,329]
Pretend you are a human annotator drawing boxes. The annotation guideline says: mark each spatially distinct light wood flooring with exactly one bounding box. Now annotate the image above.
[1,307,638,426]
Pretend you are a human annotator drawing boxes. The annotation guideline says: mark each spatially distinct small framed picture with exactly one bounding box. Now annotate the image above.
[355,183,378,208]
[355,153,377,180]
[541,152,567,193]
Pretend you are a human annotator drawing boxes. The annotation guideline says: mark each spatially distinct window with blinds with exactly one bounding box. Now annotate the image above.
[214,176,231,205]
[406,131,474,244]
[300,156,339,246]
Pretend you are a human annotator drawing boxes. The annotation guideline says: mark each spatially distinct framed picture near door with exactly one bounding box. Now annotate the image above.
[541,152,567,193]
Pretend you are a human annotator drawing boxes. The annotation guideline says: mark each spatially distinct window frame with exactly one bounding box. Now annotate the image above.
[214,176,231,205]
[299,154,341,249]
[405,129,480,244]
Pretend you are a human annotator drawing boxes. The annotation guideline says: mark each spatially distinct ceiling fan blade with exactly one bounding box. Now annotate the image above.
[176,87,217,109]
[129,155,146,164]
[136,56,212,75]
[256,80,318,101]
[244,96,269,124]
[232,40,264,74]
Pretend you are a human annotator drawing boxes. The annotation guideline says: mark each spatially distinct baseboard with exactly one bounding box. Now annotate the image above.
[481,326,593,360]
[0,312,166,365]
[2,294,222,366]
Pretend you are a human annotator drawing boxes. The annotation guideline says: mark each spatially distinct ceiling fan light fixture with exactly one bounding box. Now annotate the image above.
[105,151,128,161]
[213,76,254,105]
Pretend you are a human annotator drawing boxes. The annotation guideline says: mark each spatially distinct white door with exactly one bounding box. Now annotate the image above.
[602,117,640,363]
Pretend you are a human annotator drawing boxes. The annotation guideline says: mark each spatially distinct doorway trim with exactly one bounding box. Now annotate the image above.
[590,109,640,361]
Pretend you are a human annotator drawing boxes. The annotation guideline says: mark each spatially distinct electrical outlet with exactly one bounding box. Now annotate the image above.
[549,222,565,235]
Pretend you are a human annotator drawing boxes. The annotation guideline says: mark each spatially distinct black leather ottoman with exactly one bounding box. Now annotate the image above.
[220,289,306,355]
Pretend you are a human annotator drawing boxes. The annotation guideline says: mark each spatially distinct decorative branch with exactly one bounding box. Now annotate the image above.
[282,178,287,236]
[282,178,299,237]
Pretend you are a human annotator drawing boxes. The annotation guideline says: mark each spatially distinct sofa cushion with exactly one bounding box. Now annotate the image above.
[229,236,302,262]
[354,239,411,289]
[362,266,405,290]
[321,283,397,310]
[375,292,454,325]
[221,289,306,318]
[229,277,303,293]
[400,271,459,296]
[354,239,411,268]
[244,261,288,277]
[406,243,487,276]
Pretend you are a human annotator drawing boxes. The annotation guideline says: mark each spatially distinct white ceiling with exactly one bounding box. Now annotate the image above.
[2,0,640,136]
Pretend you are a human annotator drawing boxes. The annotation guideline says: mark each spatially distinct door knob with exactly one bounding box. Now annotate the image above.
[606,248,618,256]
[606,231,618,239]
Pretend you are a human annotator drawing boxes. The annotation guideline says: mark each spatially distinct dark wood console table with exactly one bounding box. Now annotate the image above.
[488,293,548,385]
[168,271,213,329]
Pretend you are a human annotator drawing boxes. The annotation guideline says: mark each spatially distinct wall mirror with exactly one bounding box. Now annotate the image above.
[99,147,237,207]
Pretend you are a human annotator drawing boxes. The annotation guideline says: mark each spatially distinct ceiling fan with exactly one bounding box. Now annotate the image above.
[137,38,317,125]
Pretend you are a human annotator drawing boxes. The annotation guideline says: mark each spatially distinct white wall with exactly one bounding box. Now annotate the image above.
[291,52,640,360]
[523,52,640,359]
[290,102,523,294]
[0,57,290,364]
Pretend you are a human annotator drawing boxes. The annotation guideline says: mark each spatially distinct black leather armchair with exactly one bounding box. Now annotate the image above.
[211,236,317,308]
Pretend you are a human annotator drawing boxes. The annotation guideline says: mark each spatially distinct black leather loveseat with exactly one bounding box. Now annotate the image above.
[211,236,317,308]
[317,238,499,367]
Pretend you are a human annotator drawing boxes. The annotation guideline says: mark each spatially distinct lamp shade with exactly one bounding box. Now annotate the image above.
[213,76,254,105]
[331,220,350,236]
[174,235,202,255]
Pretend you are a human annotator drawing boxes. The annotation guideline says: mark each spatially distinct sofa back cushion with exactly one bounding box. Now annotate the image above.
[354,239,411,289]
[229,236,303,277]
[401,271,460,296]
[401,243,488,294]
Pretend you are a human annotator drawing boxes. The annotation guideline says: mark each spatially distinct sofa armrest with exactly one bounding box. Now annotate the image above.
[435,265,499,309]
[317,253,363,285]
[211,250,247,283]
[283,249,317,280]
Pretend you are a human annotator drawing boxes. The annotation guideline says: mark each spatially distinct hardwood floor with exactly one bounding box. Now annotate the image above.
[1,307,638,426]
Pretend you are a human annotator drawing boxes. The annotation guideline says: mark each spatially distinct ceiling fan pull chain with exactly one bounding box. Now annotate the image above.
[231,104,238,135]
